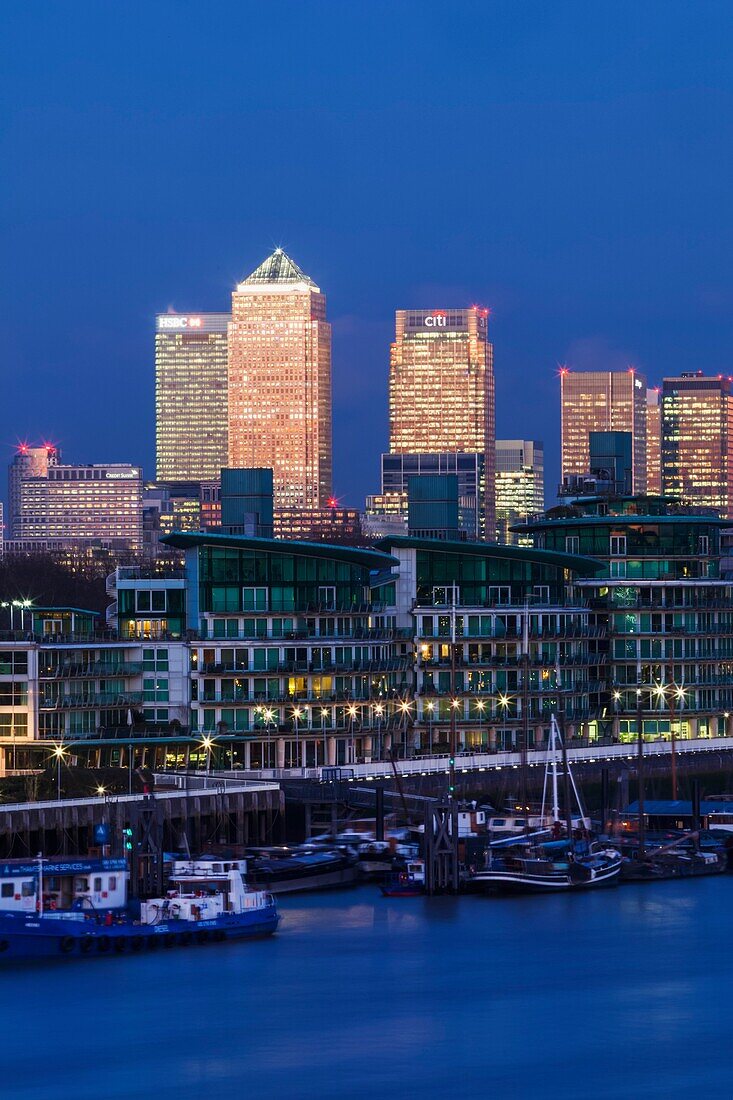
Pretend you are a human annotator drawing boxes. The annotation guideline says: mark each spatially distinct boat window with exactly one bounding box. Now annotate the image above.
[516,820,526,827]
[109,876,117,890]
[77,878,89,891]
[94,877,102,891]
[21,881,34,897]
[492,819,506,827]
[1,883,13,898]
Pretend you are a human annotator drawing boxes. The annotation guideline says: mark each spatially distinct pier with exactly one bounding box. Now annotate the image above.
[0,778,283,859]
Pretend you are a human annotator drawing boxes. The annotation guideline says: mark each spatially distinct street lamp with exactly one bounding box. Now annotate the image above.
[51,743,67,801]
[292,707,303,770]
[96,784,106,797]
[199,734,215,788]
[347,703,358,764]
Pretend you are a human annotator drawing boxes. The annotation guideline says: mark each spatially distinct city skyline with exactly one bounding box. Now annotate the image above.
[6,3,733,513]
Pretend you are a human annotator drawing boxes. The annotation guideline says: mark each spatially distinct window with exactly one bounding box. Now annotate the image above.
[109,877,117,890]
[21,881,34,897]
[698,535,710,556]
[94,877,102,891]
[610,535,627,557]
[1,883,13,898]
[242,587,268,611]
[318,586,336,610]
[533,586,550,604]
[432,586,460,606]
[488,587,511,605]
[610,560,627,578]
[565,536,579,555]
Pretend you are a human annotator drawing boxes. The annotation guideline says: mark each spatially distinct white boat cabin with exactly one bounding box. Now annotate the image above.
[0,858,128,914]
[139,858,268,925]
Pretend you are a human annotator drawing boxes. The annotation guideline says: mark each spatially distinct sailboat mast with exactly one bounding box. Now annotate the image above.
[520,603,530,829]
[636,688,646,856]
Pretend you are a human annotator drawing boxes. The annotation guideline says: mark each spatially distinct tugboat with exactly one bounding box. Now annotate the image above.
[0,855,279,961]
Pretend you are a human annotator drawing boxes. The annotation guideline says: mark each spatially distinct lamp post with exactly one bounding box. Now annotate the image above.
[475,698,486,750]
[398,699,412,758]
[347,704,358,765]
[292,707,303,771]
[199,735,215,789]
[52,743,67,801]
[373,703,384,761]
[426,700,434,753]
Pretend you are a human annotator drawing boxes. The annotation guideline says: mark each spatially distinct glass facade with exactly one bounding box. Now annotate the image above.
[389,308,495,537]
[155,314,229,482]
[521,495,733,740]
[495,440,544,545]
[662,373,733,517]
[560,369,647,493]
[646,388,662,494]
[227,249,332,510]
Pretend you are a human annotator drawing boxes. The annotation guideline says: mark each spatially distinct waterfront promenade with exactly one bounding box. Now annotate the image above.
[209,733,733,783]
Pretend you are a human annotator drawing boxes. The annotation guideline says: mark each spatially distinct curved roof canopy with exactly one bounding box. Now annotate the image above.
[378,536,604,575]
[161,531,397,570]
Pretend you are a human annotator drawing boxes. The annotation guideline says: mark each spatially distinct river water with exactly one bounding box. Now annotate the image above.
[4,879,731,1099]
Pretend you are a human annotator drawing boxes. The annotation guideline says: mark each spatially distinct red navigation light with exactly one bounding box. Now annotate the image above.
[327,496,338,509]
[17,442,28,454]
[557,365,570,377]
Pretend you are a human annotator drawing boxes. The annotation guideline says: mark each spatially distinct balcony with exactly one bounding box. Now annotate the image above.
[39,692,144,711]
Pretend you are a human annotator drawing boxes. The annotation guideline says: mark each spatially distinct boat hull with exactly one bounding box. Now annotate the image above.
[0,906,279,961]
[470,860,622,894]
[248,865,357,895]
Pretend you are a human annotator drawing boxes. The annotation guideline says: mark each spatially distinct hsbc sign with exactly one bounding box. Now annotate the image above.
[158,316,203,330]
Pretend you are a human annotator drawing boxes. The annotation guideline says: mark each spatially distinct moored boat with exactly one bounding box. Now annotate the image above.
[245,844,358,894]
[0,856,279,961]
[380,860,426,897]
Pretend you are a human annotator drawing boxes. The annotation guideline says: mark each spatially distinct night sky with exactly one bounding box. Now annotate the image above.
[4,1,733,508]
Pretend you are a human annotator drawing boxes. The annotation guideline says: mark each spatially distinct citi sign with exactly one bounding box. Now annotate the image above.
[424,313,447,327]
[159,316,203,330]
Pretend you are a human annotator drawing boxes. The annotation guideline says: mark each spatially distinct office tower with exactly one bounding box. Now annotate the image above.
[646,388,662,494]
[560,369,647,493]
[155,313,229,482]
[662,372,733,517]
[388,308,495,536]
[227,249,332,510]
[8,444,59,537]
[11,460,143,550]
[495,440,544,545]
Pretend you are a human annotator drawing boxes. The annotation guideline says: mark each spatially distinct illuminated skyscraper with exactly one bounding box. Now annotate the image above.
[227,249,332,510]
[155,313,229,482]
[389,308,495,536]
[495,440,544,545]
[646,387,662,494]
[560,369,647,493]
[9,460,143,550]
[662,372,733,517]
[8,444,59,538]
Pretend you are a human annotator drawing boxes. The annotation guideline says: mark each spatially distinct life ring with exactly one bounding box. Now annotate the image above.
[59,936,75,954]
[80,937,94,954]
[130,937,144,952]
[113,937,127,953]
[196,929,209,945]
[97,935,111,953]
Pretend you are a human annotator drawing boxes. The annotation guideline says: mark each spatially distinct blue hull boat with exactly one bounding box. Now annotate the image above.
[0,855,279,962]
[0,906,279,961]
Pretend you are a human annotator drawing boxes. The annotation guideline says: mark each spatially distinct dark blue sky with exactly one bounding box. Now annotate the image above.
[3,0,733,508]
